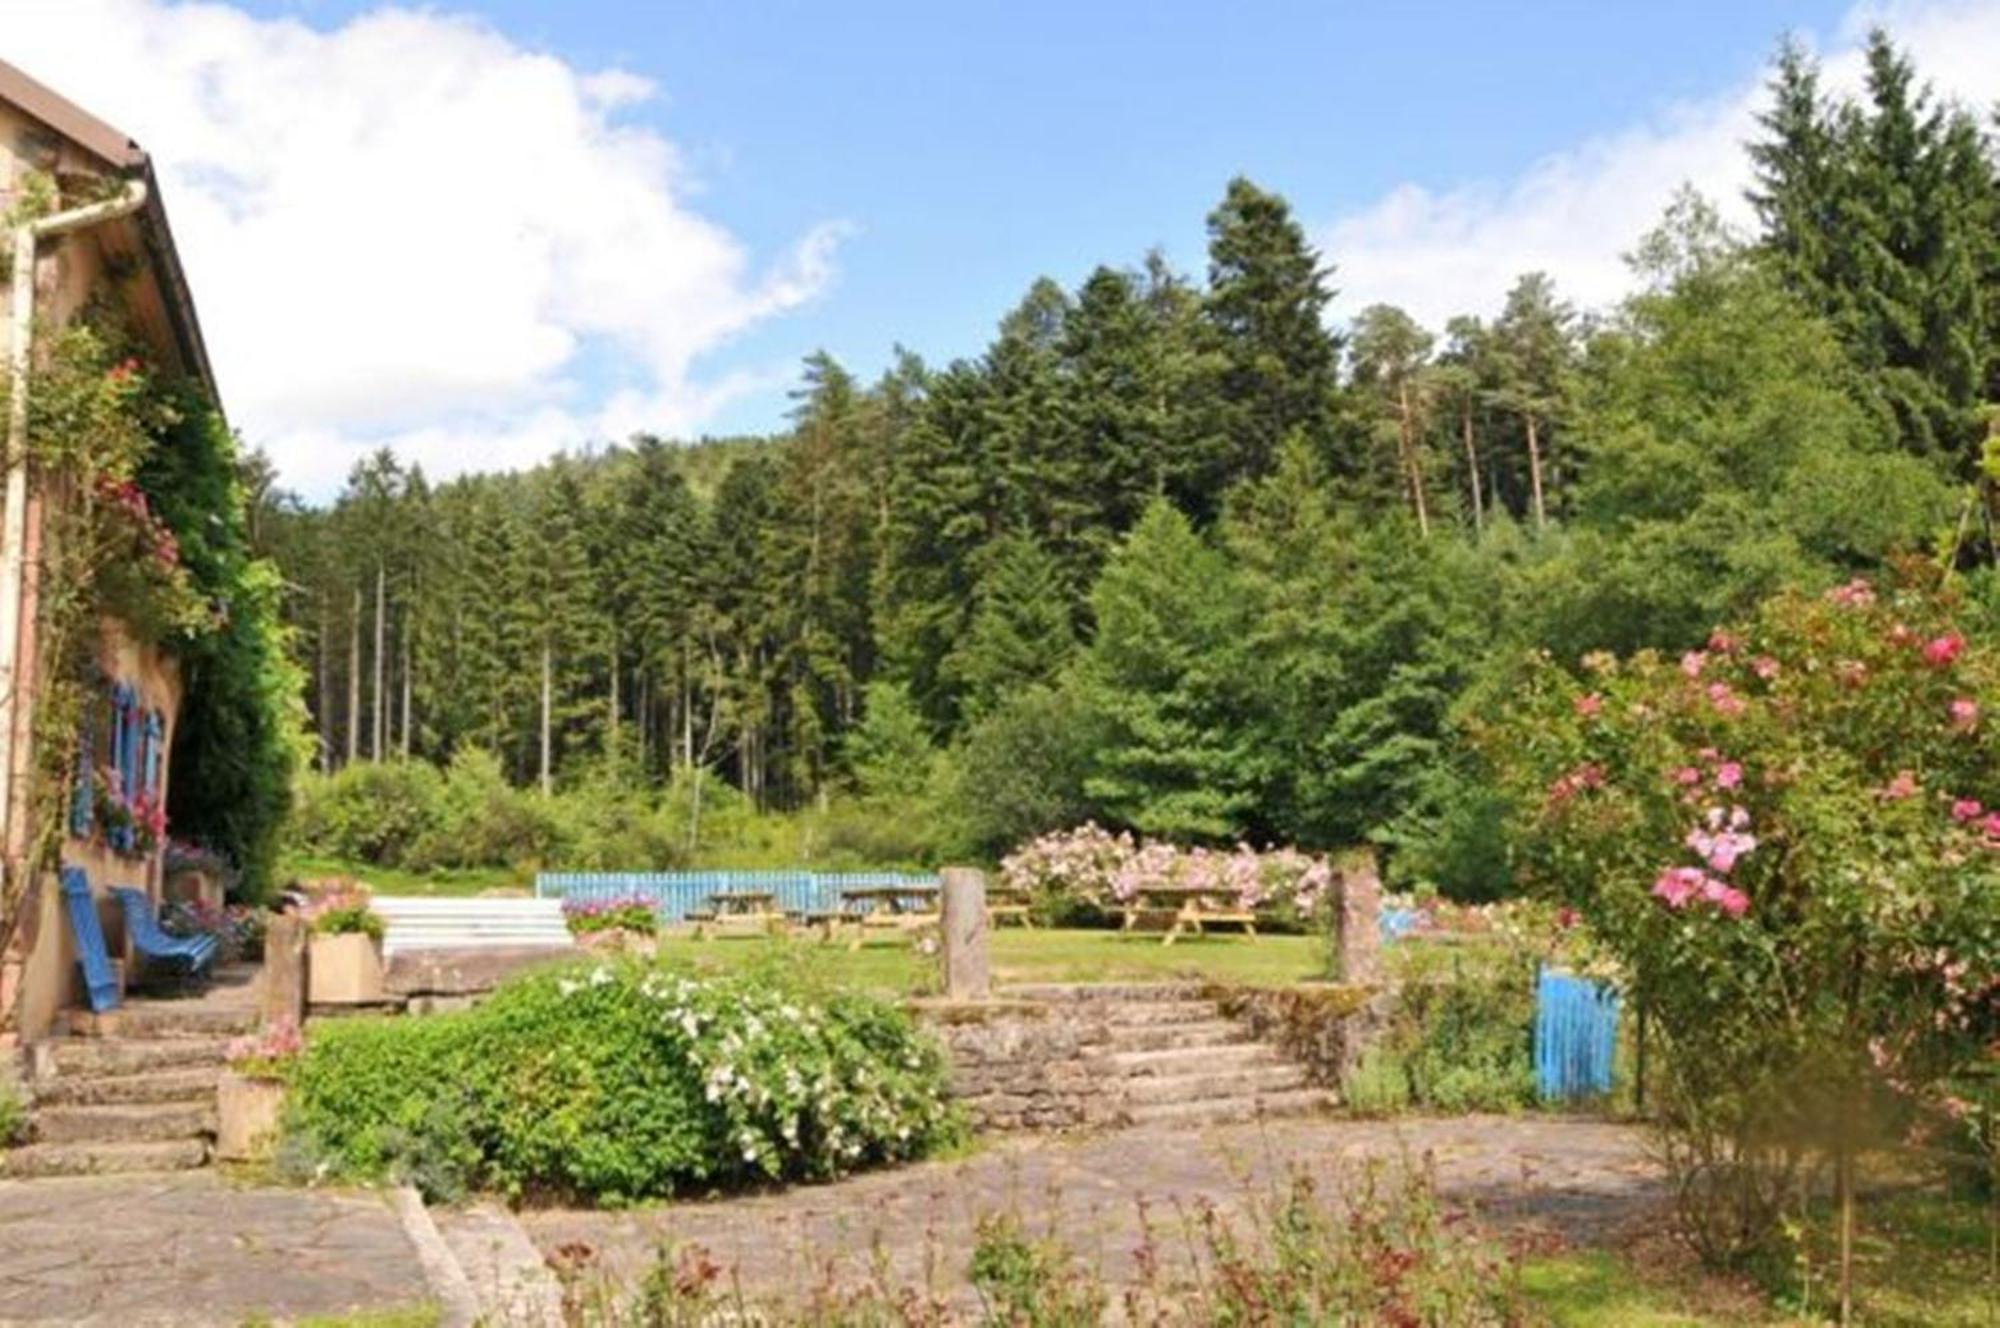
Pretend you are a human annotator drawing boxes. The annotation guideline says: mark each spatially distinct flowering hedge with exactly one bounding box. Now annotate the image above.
[1000,822,1334,913]
[1478,575,1999,1259]
[283,961,960,1203]
[562,895,659,936]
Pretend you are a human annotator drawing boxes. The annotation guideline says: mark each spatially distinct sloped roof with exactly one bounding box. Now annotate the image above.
[0,56,219,404]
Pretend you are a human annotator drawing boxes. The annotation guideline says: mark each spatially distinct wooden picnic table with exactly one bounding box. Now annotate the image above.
[1118,885,1258,945]
[825,884,941,946]
[690,889,785,938]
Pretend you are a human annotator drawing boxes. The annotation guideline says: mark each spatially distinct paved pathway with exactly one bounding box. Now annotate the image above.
[520,1114,1660,1305]
[0,1172,433,1325]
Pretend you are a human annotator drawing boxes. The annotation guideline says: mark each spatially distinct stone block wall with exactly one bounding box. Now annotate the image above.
[912,999,1125,1131]
[1207,982,1391,1088]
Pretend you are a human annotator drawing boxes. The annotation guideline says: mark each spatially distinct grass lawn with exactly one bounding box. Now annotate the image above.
[1521,1189,1998,1326]
[278,854,529,897]
[644,926,1331,993]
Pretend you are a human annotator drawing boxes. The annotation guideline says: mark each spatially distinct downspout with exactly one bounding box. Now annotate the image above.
[0,178,150,883]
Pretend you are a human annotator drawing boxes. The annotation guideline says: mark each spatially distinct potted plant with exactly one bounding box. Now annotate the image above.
[216,1018,300,1161]
[304,889,386,1004]
[562,895,659,956]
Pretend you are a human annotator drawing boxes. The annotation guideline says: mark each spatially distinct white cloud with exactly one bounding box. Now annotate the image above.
[3,0,843,497]
[1321,0,2000,332]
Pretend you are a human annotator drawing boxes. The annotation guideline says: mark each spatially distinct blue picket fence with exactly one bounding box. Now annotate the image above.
[1534,967,1620,1101]
[535,870,940,922]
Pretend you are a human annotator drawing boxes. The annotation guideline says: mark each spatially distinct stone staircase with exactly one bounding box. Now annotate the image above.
[2,974,256,1179]
[1000,983,1336,1127]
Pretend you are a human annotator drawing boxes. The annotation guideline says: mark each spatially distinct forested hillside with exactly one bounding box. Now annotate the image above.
[257,34,2000,892]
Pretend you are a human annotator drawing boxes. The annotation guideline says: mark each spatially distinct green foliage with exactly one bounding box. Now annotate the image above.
[141,387,309,899]
[946,683,1100,859]
[1340,953,1538,1115]
[967,1213,1108,1326]
[840,681,936,802]
[310,902,384,941]
[283,961,961,1204]
[0,1077,25,1146]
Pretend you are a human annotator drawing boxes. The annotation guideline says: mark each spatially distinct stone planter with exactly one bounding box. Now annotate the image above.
[577,927,656,959]
[215,1070,286,1161]
[308,932,385,1005]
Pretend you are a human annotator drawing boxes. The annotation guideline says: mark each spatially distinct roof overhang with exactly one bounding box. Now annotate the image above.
[0,56,221,410]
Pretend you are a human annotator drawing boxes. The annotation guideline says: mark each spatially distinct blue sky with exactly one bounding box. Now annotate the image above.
[280,0,1854,437]
[18,0,1994,494]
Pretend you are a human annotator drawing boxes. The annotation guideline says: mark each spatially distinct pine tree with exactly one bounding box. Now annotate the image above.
[1200,177,1342,500]
[944,531,1077,719]
[1347,304,1437,532]
[1491,273,1576,529]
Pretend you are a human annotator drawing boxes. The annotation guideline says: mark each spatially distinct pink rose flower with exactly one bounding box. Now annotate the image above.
[1948,697,1978,731]
[1574,693,1603,718]
[1672,766,1702,787]
[1706,682,1746,717]
[1680,651,1707,679]
[1715,761,1743,789]
[1827,578,1875,608]
[1881,770,1919,801]
[1700,879,1751,918]
[1652,866,1704,910]
[1707,629,1740,653]
[1751,655,1781,680]
[1923,633,1966,667]
[1951,798,1984,823]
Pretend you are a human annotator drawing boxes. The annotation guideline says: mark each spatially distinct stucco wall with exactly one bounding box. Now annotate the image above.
[10,618,181,1041]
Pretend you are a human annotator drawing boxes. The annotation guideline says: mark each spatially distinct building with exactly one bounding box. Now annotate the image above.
[0,57,219,1044]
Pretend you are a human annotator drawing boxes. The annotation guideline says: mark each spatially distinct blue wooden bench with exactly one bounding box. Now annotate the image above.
[59,866,122,1013]
[111,885,217,981]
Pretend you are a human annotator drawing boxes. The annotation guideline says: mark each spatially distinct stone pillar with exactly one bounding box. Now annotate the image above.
[939,867,990,1000]
[1333,848,1382,986]
[260,911,309,1028]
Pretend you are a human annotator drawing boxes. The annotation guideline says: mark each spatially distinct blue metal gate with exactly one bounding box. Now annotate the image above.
[1534,967,1619,1101]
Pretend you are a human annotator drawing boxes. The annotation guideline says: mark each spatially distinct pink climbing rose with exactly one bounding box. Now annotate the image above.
[1680,650,1707,679]
[1701,879,1751,918]
[1752,655,1781,680]
[1652,866,1705,909]
[1924,633,1966,667]
[1715,761,1743,789]
[1948,697,1979,731]
[1951,798,1985,823]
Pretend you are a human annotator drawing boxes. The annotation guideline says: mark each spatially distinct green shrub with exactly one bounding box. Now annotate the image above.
[0,1078,26,1146]
[1341,1048,1413,1116]
[405,748,564,872]
[1342,951,1537,1115]
[310,902,384,940]
[284,961,961,1204]
[291,762,445,867]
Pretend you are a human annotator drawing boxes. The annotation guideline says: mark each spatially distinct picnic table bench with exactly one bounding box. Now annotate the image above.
[689,889,786,939]
[830,884,940,947]
[1118,885,1259,945]
[986,884,1034,928]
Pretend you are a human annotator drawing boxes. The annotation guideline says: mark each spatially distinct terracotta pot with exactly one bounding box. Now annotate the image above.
[215,1069,286,1161]
[308,931,385,1004]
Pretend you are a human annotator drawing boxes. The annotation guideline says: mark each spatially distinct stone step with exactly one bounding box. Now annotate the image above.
[1101,1020,1256,1052]
[1125,1087,1337,1129]
[1000,982,1205,1003]
[1122,1063,1307,1107]
[98,1004,258,1039]
[47,1036,230,1078]
[1108,1043,1281,1078]
[0,1137,208,1178]
[1100,1001,1227,1027]
[30,1065,220,1107]
[31,1101,215,1146]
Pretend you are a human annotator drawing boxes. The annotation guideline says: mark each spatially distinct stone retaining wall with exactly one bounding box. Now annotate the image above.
[1205,982,1390,1087]
[912,999,1125,1131]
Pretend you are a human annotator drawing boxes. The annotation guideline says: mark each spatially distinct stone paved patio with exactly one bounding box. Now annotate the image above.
[518,1114,1661,1304]
[0,1171,433,1325]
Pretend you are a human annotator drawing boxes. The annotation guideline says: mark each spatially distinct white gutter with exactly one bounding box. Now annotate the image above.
[0,178,150,868]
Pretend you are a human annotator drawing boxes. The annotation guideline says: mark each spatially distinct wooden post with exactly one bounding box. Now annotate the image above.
[260,911,308,1028]
[939,867,990,1000]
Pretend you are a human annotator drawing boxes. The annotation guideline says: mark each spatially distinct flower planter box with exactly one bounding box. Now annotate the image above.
[217,1070,284,1160]
[215,1069,286,1161]
[308,932,384,1005]
[576,927,656,959]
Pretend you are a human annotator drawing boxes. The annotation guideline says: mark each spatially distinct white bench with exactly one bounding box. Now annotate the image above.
[372,895,574,959]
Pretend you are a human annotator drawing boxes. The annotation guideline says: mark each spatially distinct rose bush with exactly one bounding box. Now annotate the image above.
[1000,822,1336,920]
[1477,573,1999,1266]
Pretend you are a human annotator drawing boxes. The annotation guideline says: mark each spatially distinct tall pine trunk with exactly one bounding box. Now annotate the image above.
[346,587,361,767]
[1524,411,1548,530]
[1398,380,1430,536]
[399,612,412,760]
[539,638,553,797]
[316,597,332,773]
[1462,395,1484,531]
[372,561,386,759]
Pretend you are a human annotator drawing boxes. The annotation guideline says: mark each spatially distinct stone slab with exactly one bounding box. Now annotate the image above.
[0,1171,433,1324]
